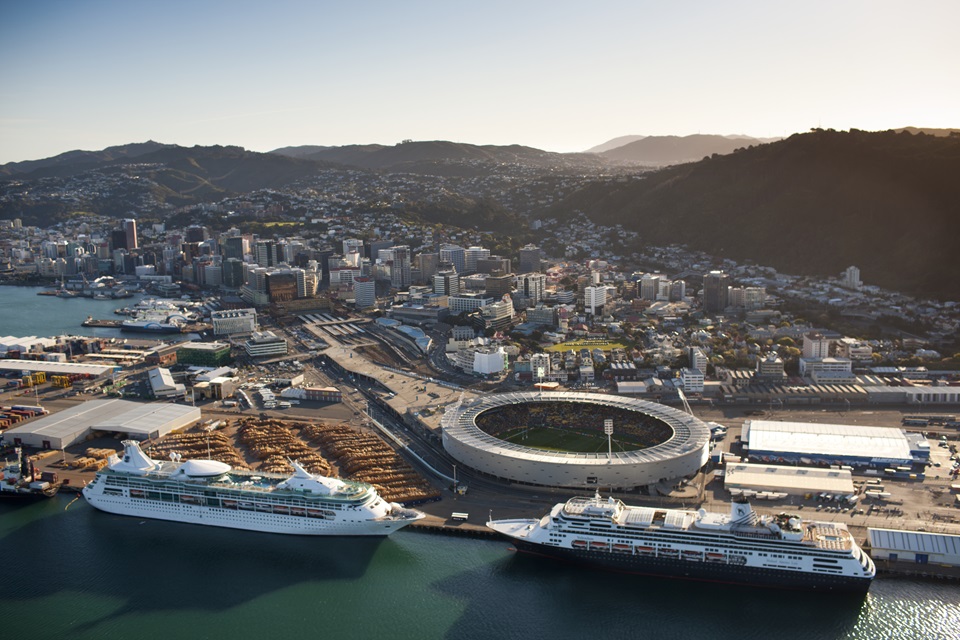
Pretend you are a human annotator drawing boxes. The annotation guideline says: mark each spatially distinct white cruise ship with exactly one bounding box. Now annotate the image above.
[488,493,875,592]
[83,440,425,536]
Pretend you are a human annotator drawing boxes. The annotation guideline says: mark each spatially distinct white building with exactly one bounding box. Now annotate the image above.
[679,367,704,393]
[802,332,833,359]
[843,266,862,290]
[688,346,708,375]
[211,308,257,335]
[244,331,288,357]
[799,356,853,378]
[353,277,376,309]
[449,294,493,314]
[148,367,186,398]
[867,528,960,567]
[584,285,607,315]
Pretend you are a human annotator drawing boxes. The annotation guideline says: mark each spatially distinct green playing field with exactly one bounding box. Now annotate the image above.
[497,426,643,453]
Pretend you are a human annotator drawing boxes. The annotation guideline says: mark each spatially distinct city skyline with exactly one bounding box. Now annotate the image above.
[2,0,958,164]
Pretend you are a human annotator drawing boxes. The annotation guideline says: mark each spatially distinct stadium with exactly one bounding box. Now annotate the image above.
[441,391,711,489]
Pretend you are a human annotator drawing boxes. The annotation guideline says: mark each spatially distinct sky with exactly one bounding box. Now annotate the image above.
[1,0,958,164]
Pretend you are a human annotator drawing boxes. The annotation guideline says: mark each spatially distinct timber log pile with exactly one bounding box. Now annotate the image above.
[301,422,439,505]
[149,430,249,469]
[236,418,333,476]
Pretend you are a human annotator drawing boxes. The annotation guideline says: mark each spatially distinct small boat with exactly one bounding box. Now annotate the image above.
[129,489,145,498]
[291,507,306,516]
[273,505,291,515]
[682,550,704,561]
[612,543,632,553]
[705,552,725,563]
[589,541,609,550]
[571,540,588,549]
[222,500,238,508]
[659,547,679,558]
[636,546,656,556]
[180,494,197,503]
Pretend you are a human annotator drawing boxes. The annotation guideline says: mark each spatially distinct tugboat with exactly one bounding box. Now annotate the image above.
[0,447,61,501]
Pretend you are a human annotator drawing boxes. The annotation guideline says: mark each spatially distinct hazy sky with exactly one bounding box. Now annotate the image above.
[1,0,957,163]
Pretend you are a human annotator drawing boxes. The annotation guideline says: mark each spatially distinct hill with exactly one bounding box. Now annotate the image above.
[282,140,604,174]
[585,135,646,154]
[600,134,776,165]
[549,129,960,299]
[0,145,328,226]
[0,141,174,177]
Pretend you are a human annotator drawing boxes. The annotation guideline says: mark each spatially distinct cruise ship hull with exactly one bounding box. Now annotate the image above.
[84,492,417,536]
[511,539,873,593]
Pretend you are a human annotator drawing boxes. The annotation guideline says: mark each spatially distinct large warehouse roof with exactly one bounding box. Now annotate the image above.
[868,528,960,557]
[743,419,911,460]
[0,360,118,377]
[2,399,200,448]
[724,462,854,494]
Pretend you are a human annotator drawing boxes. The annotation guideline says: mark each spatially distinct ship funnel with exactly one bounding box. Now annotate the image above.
[112,440,159,476]
[730,500,759,526]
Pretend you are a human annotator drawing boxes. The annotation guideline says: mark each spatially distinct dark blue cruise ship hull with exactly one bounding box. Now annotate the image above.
[512,540,872,593]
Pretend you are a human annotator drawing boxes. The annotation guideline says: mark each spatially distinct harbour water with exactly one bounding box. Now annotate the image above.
[1,289,959,639]
[0,285,195,341]
[1,496,958,640]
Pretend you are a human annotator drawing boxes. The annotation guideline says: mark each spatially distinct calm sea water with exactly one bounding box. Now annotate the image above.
[0,285,195,341]
[1,497,958,640]
[2,288,959,639]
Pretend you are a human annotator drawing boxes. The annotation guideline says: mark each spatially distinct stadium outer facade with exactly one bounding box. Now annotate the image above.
[441,391,711,489]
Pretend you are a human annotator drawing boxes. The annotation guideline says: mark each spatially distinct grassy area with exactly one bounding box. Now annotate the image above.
[263,221,300,227]
[497,426,642,453]
[544,339,629,353]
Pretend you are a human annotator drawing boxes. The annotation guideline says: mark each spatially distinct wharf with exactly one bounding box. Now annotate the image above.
[408,514,500,539]
[81,318,123,328]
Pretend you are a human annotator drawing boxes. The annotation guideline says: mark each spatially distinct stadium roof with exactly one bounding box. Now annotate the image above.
[743,419,911,460]
[443,391,710,466]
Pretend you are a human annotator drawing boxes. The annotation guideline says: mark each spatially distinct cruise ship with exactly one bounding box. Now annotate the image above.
[83,440,425,536]
[487,493,875,592]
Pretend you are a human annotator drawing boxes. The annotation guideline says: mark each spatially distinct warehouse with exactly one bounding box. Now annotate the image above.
[742,419,925,469]
[1,399,200,449]
[867,528,960,567]
[724,462,855,498]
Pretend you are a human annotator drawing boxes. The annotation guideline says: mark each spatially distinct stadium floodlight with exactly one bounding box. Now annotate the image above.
[604,419,613,460]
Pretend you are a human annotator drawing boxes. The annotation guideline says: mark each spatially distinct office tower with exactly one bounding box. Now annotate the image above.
[702,270,731,313]
[123,218,139,250]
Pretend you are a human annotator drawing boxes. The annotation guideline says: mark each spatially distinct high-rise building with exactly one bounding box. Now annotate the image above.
[484,272,513,299]
[802,332,832,359]
[518,244,542,274]
[223,236,245,260]
[519,273,546,305]
[843,266,862,290]
[688,347,708,375]
[123,219,138,251]
[184,225,206,244]
[639,273,661,301]
[353,277,376,309]
[384,245,411,289]
[464,246,490,274]
[254,240,278,268]
[584,286,607,315]
[223,258,245,288]
[440,244,466,274]
[477,255,511,275]
[343,238,364,256]
[434,270,461,296]
[702,270,731,313]
[417,252,440,284]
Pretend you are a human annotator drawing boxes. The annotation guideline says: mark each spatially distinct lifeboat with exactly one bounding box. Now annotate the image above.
[307,509,324,518]
[273,505,291,515]
[636,546,656,556]
[222,500,238,508]
[705,552,725,563]
[255,503,271,512]
[129,489,145,498]
[659,547,679,558]
[238,502,254,510]
[180,494,197,503]
[571,540,588,549]
[612,543,632,553]
[291,507,306,516]
[682,550,704,561]
[589,541,609,551]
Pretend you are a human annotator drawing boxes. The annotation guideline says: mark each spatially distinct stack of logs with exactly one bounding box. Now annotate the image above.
[236,418,332,476]
[301,422,439,505]
[148,429,249,469]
